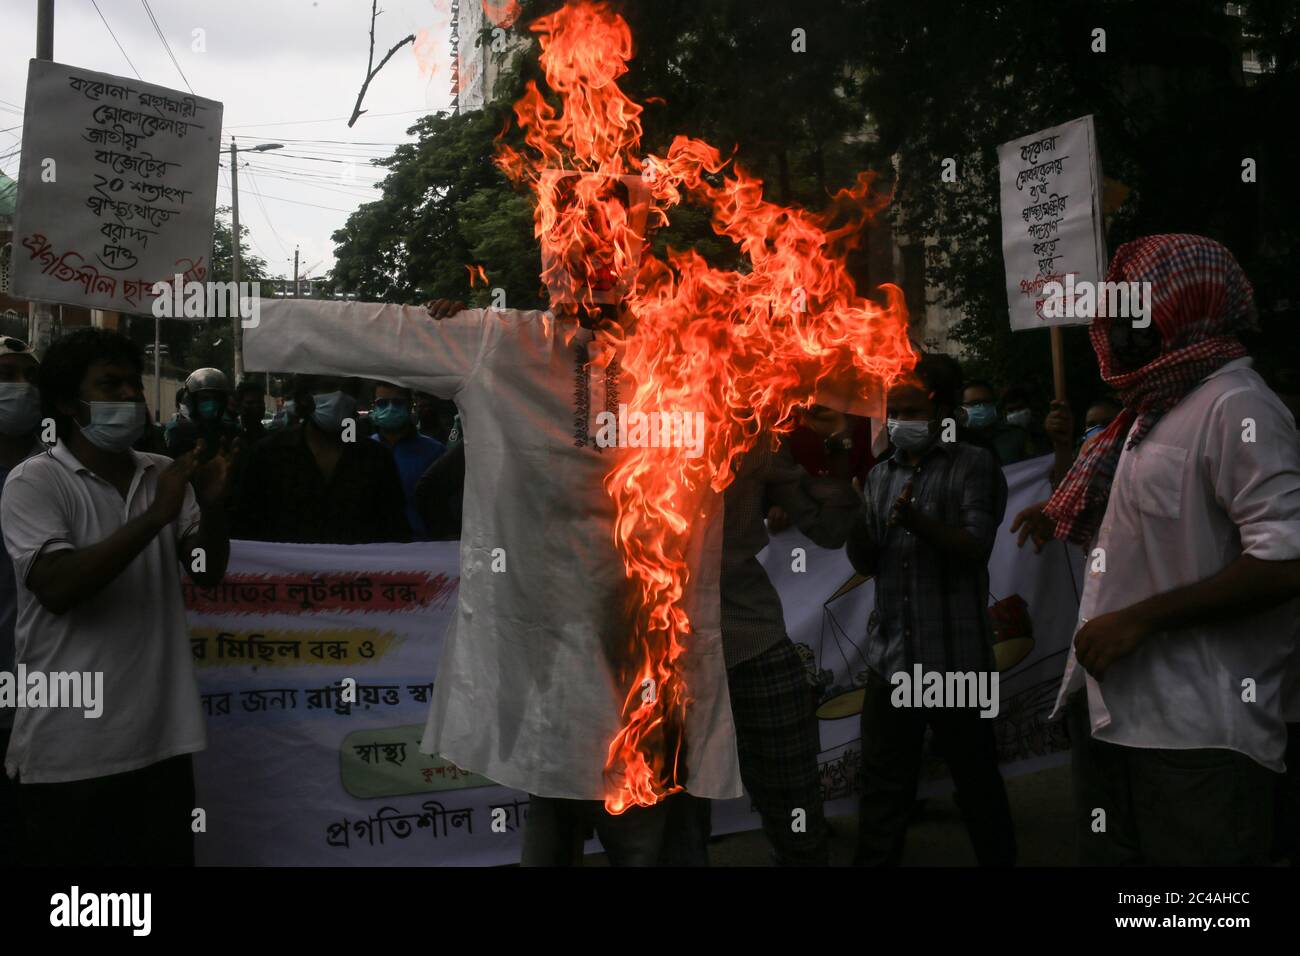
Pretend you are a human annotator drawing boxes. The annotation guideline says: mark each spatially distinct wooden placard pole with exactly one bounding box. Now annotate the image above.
[1050,326,1066,402]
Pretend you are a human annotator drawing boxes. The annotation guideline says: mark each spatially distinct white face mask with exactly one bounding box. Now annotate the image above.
[79,400,147,452]
[310,391,358,432]
[0,382,42,437]
[886,417,934,452]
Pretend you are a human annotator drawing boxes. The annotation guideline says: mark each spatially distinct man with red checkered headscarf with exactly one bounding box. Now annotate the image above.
[1013,234,1300,865]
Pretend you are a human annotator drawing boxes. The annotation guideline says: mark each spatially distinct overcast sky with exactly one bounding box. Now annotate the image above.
[1,0,460,283]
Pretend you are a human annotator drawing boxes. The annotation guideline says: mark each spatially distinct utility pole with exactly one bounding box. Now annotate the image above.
[36,0,52,57]
[28,0,55,351]
[293,246,300,298]
[230,138,243,384]
[226,139,282,384]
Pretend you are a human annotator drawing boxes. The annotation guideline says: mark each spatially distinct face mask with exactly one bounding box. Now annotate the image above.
[1005,409,1032,429]
[962,402,997,430]
[310,391,358,431]
[886,417,934,452]
[1082,423,1105,441]
[0,383,42,437]
[371,401,411,431]
[80,400,147,452]
[198,399,224,422]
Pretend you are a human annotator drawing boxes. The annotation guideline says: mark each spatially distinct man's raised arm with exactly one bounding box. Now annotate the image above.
[244,299,492,398]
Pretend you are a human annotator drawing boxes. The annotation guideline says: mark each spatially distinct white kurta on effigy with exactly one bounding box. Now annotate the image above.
[245,299,743,801]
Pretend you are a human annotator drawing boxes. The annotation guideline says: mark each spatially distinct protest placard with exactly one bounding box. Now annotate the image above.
[10,59,222,315]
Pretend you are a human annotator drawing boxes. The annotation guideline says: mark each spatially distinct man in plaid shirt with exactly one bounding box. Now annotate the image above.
[846,354,1015,866]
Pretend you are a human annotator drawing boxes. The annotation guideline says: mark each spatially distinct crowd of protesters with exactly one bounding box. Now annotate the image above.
[0,233,1296,868]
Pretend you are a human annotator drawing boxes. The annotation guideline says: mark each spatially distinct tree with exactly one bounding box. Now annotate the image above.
[854,0,1300,404]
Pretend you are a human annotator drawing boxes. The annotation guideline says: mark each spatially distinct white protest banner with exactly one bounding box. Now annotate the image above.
[10,60,222,315]
[997,115,1106,331]
[193,458,1081,864]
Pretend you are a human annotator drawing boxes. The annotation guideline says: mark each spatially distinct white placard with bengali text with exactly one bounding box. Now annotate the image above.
[10,59,222,315]
[997,115,1106,331]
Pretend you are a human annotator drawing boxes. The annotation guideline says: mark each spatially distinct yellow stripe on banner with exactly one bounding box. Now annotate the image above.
[189,627,399,668]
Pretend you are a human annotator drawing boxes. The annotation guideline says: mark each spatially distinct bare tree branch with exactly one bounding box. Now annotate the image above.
[348,1,416,128]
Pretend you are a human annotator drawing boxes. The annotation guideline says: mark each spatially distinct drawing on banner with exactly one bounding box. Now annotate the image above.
[988,592,1035,672]
[808,571,873,720]
[10,60,223,315]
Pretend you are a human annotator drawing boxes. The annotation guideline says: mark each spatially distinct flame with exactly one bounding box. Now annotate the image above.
[466,263,489,287]
[498,1,916,813]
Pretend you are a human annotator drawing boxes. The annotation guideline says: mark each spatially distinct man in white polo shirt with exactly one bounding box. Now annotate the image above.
[1,328,234,866]
[1014,235,1300,864]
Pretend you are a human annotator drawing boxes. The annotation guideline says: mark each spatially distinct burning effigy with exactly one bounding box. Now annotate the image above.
[497,0,916,812]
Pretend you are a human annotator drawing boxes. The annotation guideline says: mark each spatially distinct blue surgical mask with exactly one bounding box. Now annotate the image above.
[962,402,997,430]
[0,382,42,437]
[80,400,147,452]
[371,400,411,431]
[886,417,934,452]
[1082,423,1105,440]
[310,391,358,431]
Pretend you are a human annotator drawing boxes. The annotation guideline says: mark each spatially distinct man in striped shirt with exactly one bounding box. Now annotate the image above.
[846,354,1014,866]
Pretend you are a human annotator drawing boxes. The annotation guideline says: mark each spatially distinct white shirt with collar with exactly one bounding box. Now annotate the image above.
[1,441,205,783]
[1051,357,1300,770]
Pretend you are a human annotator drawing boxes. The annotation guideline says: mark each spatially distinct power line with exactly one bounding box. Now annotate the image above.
[139,0,193,93]
[89,0,143,80]
[241,162,385,186]
[222,108,434,130]
[242,168,294,260]
[219,163,275,268]
[241,167,382,201]
[215,177,355,213]
[252,137,410,147]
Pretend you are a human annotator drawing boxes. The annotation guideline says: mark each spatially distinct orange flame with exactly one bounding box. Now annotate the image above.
[499,0,916,813]
[465,263,489,287]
